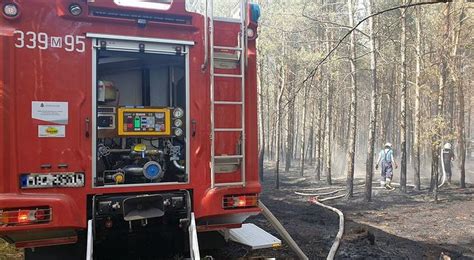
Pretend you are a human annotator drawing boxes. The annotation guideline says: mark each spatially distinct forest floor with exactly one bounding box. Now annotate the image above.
[212,161,474,259]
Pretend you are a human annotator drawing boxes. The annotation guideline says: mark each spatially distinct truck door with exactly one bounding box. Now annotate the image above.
[10,29,91,191]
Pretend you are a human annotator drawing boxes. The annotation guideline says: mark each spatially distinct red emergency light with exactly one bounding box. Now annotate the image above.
[0,207,51,226]
[223,194,258,209]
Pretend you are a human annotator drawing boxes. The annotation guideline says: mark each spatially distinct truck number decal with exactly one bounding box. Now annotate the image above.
[14,30,85,53]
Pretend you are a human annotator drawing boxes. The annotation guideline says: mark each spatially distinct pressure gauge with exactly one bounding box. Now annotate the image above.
[174,119,183,127]
[173,108,184,118]
[174,128,183,137]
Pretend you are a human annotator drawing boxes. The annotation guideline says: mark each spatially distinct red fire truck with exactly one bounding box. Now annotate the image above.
[0,0,261,258]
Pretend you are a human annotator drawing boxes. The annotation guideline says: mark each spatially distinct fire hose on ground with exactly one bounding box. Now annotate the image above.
[309,197,344,260]
[293,190,345,259]
[259,201,309,260]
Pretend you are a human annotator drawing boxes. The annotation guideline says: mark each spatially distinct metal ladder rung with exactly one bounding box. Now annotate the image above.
[215,155,244,159]
[214,128,243,132]
[214,101,243,105]
[214,162,241,166]
[214,182,245,187]
[214,46,243,51]
[214,73,243,78]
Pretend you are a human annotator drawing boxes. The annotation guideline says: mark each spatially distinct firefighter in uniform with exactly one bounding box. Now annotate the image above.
[375,143,398,190]
[442,142,455,184]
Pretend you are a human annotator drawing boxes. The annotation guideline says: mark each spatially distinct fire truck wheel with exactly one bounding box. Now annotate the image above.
[24,232,86,260]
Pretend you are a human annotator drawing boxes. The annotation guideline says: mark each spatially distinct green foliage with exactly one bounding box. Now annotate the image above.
[421,115,456,148]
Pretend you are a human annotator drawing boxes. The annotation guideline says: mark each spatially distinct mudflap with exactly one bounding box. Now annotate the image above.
[24,232,86,260]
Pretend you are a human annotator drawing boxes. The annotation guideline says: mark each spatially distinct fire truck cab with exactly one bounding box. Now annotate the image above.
[0,0,261,258]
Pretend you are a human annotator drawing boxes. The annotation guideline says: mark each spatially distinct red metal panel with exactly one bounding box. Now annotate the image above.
[0,0,261,239]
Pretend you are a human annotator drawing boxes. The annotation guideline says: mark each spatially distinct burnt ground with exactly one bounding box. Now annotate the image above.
[211,161,474,260]
[1,162,473,259]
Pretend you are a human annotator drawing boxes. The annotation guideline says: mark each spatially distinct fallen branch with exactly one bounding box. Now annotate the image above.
[309,197,345,260]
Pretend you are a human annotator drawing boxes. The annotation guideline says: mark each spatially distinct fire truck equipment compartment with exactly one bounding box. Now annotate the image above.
[94,49,187,187]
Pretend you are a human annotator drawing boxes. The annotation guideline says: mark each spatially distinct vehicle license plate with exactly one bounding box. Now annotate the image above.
[20,173,85,188]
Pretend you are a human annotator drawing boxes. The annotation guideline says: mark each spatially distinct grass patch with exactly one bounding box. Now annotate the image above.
[0,239,22,260]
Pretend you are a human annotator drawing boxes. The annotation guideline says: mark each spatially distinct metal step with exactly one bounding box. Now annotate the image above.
[215,155,244,159]
[214,101,243,105]
[214,182,245,187]
[214,46,243,51]
[228,223,282,249]
[214,73,243,78]
[214,128,243,132]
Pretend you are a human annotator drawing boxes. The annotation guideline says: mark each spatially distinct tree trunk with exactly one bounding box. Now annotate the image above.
[413,6,422,191]
[452,3,466,188]
[345,0,357,198]
[324,31,333,186]
[432,2,451,200]
[307,118,314,166]
[365,0,377,202]
[307,97,315,166]
[294,106,300,160]
[285,94,295,172]
[316,90,324,181]
[266,66,272,161]
[299,82,309,176]
[269,87,277,161]
[275,61,286,189]
[258,57,265,182]
[399,2,408,193]
[457,76,466,189]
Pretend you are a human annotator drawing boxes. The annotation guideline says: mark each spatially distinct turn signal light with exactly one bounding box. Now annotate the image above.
[0,207,51,226]
[223,194,258,209]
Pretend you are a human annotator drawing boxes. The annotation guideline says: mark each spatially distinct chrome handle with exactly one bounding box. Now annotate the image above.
[85,117,90,138]
[192,119,196,137]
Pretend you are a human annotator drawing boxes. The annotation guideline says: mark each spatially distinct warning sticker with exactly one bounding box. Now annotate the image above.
[32,101,68,124]
[38,125,66,138]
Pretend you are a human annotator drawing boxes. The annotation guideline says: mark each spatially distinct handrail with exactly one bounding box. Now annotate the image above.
[201,0,209,71]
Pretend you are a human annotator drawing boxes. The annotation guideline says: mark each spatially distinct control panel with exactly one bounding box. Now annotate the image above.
[117,108,171,136]
[98,106,116,129]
